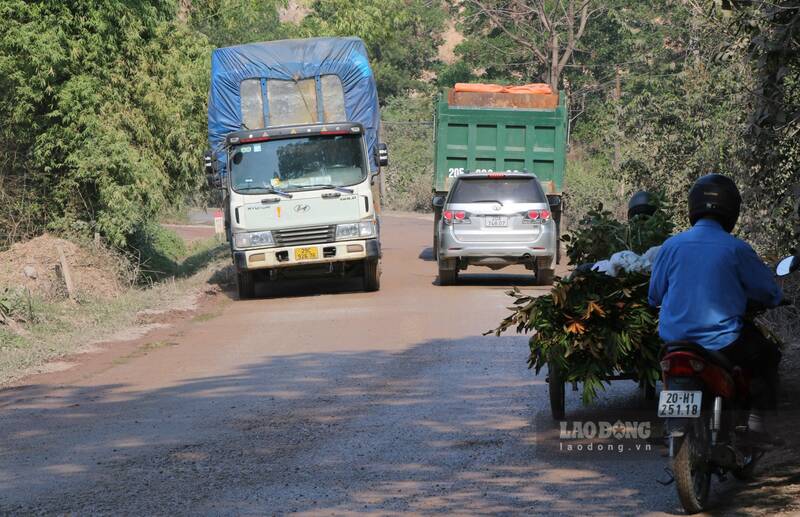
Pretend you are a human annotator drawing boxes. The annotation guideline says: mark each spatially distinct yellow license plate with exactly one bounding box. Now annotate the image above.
[294,246,319,261]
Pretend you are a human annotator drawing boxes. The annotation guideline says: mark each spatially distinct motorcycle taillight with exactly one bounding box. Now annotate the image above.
[661,355,705,377]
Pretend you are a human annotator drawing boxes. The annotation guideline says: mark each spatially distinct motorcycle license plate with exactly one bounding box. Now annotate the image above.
[658,390,702,418]
[485,216,508,227]
[294,247,319,261]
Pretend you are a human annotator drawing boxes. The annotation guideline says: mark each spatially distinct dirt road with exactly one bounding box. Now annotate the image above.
[0,215,764,515]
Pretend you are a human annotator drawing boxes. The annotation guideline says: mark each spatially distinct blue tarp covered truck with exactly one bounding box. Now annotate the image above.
[205,37,388,298]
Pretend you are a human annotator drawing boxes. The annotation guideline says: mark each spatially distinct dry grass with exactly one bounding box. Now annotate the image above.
[0,235,228,386]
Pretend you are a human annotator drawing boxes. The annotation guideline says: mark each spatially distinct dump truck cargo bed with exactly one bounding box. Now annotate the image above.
[433,89,567,194]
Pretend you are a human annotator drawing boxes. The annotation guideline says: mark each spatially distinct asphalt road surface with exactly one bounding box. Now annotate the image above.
[0,214,751,515]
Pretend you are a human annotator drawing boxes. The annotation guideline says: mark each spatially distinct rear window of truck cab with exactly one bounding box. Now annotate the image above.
[448,176,547,204]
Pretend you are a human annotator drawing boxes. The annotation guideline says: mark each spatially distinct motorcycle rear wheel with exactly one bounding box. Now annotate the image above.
[673,421,712,514]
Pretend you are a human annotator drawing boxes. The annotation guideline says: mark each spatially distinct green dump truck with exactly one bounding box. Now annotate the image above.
[431,86,568,265]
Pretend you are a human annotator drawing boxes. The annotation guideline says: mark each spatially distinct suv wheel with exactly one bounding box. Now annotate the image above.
[438,259,458,286]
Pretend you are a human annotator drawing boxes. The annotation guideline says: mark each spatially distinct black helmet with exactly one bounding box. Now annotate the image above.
[628,191,657,219]
[688,174,741,232]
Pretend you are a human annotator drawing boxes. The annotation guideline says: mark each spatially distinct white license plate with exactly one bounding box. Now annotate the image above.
[485,216,508,227]
[658,390,702,418]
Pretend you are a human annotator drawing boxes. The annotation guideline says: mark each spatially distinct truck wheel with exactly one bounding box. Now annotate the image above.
[237,270,256,300]
[438,259,458,286]
[433,206,442,261]
[363,259,381,292]
[555,219,562,265]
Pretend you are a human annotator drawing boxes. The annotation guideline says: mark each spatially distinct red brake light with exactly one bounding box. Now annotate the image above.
[443,210,453,221]
[527,210,540,220]
[540,209,551,220]
[488,173,506,178]
[454,211,466,220]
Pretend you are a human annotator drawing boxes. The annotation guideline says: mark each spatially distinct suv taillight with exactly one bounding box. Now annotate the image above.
[443,210,470,224]
[524,209,551,223]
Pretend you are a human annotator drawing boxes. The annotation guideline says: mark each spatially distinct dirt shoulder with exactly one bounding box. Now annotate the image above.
[0,227,229,386]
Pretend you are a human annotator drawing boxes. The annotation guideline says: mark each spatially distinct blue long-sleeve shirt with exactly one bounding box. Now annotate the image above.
[648,218,782,350]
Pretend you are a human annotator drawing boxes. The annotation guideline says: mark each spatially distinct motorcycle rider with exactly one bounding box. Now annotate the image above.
[648,174,784,446]
[628,190,658,220]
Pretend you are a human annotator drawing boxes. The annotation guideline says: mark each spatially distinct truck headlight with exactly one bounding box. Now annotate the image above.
[234,230,274,249]
[336,221,376,241]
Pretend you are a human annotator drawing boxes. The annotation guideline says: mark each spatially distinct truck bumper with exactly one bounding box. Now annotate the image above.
[234,238,380,270]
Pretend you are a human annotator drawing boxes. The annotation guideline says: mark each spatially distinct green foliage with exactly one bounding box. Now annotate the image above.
[490,195,672,403]
[723,1,800,253]
[129,222,188,282]
[381,95,435,210]
[297,0,446,98]
[563,151,625,227]
[189,0,288,48]
[490,273,662,403]
[562,196,673,264]
[0,1,211,249]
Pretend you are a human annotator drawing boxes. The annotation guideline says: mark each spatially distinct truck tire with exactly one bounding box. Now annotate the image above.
[363,258,381,292]
[433,206,442,261]
[438,259,458,286]
[555,218,562,265]
[237,270,255,299]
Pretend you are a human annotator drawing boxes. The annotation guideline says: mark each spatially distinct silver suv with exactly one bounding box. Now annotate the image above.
[435,173,557,286]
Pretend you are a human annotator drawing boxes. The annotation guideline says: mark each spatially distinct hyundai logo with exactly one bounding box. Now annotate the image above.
[294,204,311,213]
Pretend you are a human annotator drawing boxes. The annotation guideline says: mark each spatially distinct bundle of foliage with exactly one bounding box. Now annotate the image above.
[562,196,674,265]
[490,272,661,403]
[489,200,673,403]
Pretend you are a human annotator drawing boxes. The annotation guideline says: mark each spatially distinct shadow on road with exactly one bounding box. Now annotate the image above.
[418,247,435,262]
[207,263,370,301]
[0,335,701,515]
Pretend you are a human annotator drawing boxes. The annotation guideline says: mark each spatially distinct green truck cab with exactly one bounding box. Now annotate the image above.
[432,87,568,265]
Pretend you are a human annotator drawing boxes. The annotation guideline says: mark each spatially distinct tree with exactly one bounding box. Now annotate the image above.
[187,0,288,48]
[0,1,210,248]
[719,0,800,251]
[460,0,599,89]
[296,0,446,98]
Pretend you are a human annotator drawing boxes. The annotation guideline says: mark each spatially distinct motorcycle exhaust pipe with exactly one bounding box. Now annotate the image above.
[712,396,722,445]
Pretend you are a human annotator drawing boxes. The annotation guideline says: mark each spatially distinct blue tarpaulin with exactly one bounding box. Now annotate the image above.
[208,37,380,174]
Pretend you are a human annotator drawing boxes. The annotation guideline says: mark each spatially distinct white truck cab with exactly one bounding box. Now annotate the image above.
[208,123,386,298]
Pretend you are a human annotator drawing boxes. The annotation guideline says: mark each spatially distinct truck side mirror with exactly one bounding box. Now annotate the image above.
[432,195,445,209]
[377,143,389,167]
[204,150,223,189]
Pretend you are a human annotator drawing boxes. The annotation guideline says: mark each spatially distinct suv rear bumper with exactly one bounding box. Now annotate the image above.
[438,224,557,267]
[234,238,380,270]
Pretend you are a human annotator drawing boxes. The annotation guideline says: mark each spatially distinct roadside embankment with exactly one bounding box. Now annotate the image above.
[0,229,228,386]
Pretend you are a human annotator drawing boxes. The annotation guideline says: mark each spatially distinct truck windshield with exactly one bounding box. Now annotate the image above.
[449,177,547,204]
[229,134,366,194]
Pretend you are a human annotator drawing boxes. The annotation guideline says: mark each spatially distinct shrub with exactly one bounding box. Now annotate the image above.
[381,95,435,211]
[128,222,188,283]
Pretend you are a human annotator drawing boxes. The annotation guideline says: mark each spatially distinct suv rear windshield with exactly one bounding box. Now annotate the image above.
[449,177,546,204]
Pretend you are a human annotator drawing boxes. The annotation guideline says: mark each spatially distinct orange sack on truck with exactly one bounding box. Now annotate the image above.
[453,83,553,95]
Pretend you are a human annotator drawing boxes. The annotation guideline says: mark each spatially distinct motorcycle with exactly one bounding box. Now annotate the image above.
[659,251,798,514]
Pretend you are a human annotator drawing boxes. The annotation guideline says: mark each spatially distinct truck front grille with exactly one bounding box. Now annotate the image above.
[274,225,336,247]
